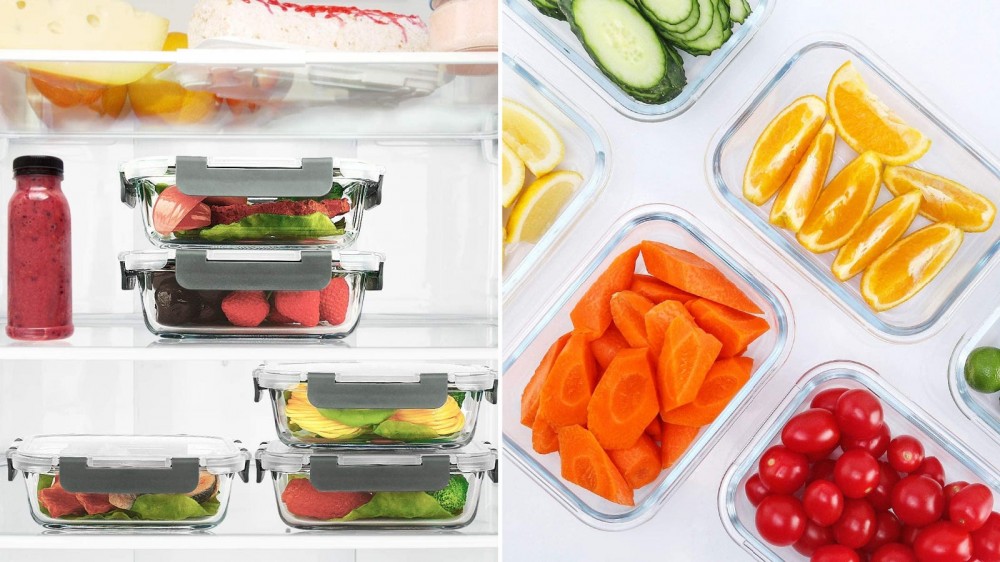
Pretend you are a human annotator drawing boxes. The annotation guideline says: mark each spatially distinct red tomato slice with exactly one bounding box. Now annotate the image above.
[152,186,209,235]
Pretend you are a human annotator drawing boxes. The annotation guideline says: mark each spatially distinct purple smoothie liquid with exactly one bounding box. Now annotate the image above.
[7,166,73,340]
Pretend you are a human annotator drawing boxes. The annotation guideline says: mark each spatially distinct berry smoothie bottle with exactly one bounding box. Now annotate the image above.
[7,156,73,340]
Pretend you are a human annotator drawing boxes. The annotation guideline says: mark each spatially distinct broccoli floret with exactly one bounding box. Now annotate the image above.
[430,475,469,514]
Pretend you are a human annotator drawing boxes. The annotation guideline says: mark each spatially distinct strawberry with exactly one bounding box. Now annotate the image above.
[275,291,320,327]
[221,291,269,327]
[320,277,350,325]
[267,307,294,325]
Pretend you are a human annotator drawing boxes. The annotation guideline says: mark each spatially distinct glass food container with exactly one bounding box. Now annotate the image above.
[120,156,383,248]
[5,435,250,530]
[504,0,774,120]
[254,361,497,447]
[709,35,1000,340]
[720,362,1000,561]
[503,203,791,530]
[119,249,384,338]
[951,303,1000,445]
[430,0,499,52]
[256,441,497,529]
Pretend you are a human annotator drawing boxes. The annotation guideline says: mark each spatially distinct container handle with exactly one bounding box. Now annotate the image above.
[58,457,201,494]
[175,156,335,197]
[309,455,451,492]
[6,439,22,482]
[306,372,449,409]
[175,250,333,291]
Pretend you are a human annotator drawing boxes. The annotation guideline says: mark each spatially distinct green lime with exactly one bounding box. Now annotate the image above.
[965,346,1000,394]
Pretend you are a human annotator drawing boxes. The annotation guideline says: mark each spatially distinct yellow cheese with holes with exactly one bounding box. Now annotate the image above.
[0,0,170,85]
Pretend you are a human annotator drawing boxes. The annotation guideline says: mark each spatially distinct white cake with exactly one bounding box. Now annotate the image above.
[189,0,429,52]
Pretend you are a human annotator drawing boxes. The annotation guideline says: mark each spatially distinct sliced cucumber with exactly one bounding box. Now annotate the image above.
[662,0,715,42]
[673,0,726,54]
[530,0,566,19]
[640,0,699,33]
[638,0,694,24]
[729,0,750,23]
[718,0,731,30]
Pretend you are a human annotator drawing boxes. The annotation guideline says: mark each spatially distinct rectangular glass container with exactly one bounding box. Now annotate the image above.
[721,362,1000,561]
[709,36,1000,340]
[254,361,497,447]
[951,304,1000,445]
[5,434,250,530]
[502,203,790,530]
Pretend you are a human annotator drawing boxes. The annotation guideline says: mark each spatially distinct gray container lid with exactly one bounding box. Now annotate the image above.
[257,441,497,476]
[254,362,496,390]
[119,249,383,274]
[120,156,384,184]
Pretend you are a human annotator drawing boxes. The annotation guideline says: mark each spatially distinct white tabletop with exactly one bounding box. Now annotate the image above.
[501,1,1000,559]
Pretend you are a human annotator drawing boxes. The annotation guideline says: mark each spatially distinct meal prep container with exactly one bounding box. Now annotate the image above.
[709,36,1000,340]
[120,156,383,249]
[120,249,384,338]
[255,441,497,529]
[5,435,250,530]
[503,0,773,120]
[950,304,1000,444]
[502,54,609,298]
[503,203,791,530]
[254,361,498,447]
[721,361,1000,561]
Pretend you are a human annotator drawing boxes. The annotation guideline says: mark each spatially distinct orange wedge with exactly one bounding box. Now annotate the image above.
[743,95,828,205]
[827,61,930,165]
[770,121,837,232]
[884,166,997,232]
[832,191,922,281]
[798,151,884,253]
[861,223,963,312]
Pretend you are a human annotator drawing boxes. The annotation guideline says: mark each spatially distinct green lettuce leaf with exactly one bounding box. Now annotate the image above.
[449,392,466,407]
[373,420,439,441]
[199,212,344,242]
[317,408,395,427]
[341,492,454,521]
[131,494,210,521]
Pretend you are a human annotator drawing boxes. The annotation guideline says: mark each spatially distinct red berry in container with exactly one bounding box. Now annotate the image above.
[948,484,994,532]
[913,522,972,562]
[755,495,807,546]
[812,544,862,562]
[782,408,841,457]
[915,457,945,486]
[221,290,270,327]
[842,422,891,459]
[944,482,970,503]
[892,475,945,528]
[871,543,918,562]
[804,480,845,527]
[866,510,904,552]
[972,512,1000,562]
[758,445,809,495]
[835,389,884,440]
[745,473,770,507]
[810,458,837,484]
[834,498,877,549]
[888,436,925,474]
[811,387,849,413]
[794,519,835,556]
[870,461,903,512]
[835,449,881,499]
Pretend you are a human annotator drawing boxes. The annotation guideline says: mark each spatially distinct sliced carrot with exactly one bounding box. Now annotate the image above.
[587,348,659,450]
[630,274,695,304]
[640,240,762,315]
[687,299,770,358]
[644,418,662,440]
[644,300,693,362]
[610,290,655,348]
[661,422,701,469]
[591,326,629,372]
[521,332,572,427]
[608,434,662,489]
[538,332,598,428]
[662,357,754,427]
[570,245,641,339]
[656,315,723,416]
[558,425,635,506]
[532,415,559,454]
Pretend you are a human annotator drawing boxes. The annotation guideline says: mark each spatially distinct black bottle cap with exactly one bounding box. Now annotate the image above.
[13,155,64,177]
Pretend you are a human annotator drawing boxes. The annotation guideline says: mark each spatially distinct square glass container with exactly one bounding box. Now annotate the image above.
[255,441,497,529]
[502,54,609,298]
[120,156,383,249]
[709,36,1000,340]
[721,362,1000,561]
[504,0,774,120]
[502,203,790,530]
[119,249,384,338]
[254,361,497,447]
[5,435,250,530]
[950,304,1000,445]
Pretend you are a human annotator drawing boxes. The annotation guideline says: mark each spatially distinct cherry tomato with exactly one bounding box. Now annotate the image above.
[971,512,1000,562]
[759,445,809,495]
[836,449,881,499]
[913,521,972,562]
[794,519,835,556]
[871,461,903,512]
[916,457,946,486]
[835,498,877,549]
[871,543,918,562]
[888,436,925,474]
[902,526,921,545]
[812,544,862,562]
[835,389,884,440]
[745,473,770,507]
[944,482,970,504]
[949,484,994,532]
[843,422,891,459]
[756,495,807,546]
[892,475,945,528]
[867,511,904,552]
[811,459,837,483]
[812,387,850,413]
[804,480,845,527]
[783,409,842,457]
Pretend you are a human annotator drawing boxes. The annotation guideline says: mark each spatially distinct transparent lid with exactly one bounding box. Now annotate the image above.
[257,441,497,475]
[254,361,496,390]
[120,156,384,184]
[119,249,384,274]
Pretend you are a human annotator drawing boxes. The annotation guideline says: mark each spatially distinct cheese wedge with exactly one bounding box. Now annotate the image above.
[0,0,170,85]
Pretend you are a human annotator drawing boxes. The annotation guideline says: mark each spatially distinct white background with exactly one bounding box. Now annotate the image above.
[502,1,1000,560]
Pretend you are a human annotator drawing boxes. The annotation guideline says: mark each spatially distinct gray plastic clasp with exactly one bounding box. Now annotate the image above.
[175,156,335,198]
[175,250,332,291]
[58,457,200,494]
[306,372,448,409]
[309,455,451,492]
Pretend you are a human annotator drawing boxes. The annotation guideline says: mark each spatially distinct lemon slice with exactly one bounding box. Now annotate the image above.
[502,141,527,208]
[503,98,565,177]
[506,170,583,244]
